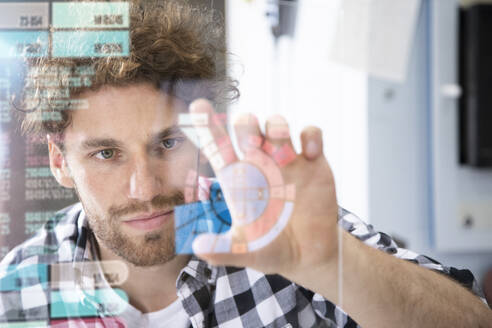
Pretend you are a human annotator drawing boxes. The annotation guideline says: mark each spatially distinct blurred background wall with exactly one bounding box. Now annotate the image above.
[225,0,492,287]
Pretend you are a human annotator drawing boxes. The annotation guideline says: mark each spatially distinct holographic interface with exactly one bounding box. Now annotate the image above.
[0,1,129,59]
[175,104,296,254]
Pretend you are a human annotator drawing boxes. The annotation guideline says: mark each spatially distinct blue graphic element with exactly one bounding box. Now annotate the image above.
[0,264,48,292]
[175,182,232,254]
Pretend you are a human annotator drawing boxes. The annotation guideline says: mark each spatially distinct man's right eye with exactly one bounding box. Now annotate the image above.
[94,149,115,160]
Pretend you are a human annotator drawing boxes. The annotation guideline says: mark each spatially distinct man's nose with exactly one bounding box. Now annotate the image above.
[127,157,162,201]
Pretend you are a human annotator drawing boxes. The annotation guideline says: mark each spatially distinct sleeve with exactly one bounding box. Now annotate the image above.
[309,207,488,327]
[337,207,487,304]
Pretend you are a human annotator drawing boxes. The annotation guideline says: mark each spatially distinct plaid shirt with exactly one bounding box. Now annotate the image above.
[0,203,486,327]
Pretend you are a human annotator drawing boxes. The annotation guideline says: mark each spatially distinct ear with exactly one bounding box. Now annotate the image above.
[47,136,74,189]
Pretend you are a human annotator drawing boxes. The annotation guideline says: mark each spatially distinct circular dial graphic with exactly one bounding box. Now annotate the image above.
[175,110,296,254]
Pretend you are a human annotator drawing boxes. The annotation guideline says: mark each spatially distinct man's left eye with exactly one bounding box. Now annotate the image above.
[162,138,179,149]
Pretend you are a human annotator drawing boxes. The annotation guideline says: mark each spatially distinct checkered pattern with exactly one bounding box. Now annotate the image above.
[0,203,487,327]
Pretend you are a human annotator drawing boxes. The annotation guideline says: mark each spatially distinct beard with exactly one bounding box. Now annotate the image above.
[79,190,185,267]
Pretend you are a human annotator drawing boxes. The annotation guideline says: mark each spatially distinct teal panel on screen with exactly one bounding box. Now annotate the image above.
[0,264,48,291]
[52,2,129,29]
[52,31,129,58]
[50,288,128,318]
[0,322,48,328]
[0,31,49,58]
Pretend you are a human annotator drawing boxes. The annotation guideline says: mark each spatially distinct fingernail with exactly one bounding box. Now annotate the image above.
[234,113,258,126]
[306,140,318,157]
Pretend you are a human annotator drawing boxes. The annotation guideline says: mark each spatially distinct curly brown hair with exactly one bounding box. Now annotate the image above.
[18,0,238,139]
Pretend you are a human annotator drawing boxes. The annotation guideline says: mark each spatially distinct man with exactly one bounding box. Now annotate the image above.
[0,1,490,327]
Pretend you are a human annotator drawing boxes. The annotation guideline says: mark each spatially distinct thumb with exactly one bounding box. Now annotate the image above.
[192,233,255,268]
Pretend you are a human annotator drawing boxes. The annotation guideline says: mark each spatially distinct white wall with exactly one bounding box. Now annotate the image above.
[226,0,369,221]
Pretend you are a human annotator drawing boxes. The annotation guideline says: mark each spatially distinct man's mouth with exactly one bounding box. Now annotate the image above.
[122,210,174,231]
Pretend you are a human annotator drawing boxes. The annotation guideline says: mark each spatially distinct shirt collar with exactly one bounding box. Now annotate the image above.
[78,207,94,262]
[179,255,219,287]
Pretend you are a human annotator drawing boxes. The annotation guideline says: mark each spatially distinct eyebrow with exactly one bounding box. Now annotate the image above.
[81,138,123,150]
[152,125,183,143]
[80,125,183,150]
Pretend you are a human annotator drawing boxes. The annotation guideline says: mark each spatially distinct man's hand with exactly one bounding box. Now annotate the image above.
[188,99,339,280]
[185,99,492,328]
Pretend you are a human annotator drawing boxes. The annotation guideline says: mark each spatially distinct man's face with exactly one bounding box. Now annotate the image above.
[50,83,198,266]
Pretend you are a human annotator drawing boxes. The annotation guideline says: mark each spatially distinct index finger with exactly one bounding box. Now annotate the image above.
[185,99,237,172]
